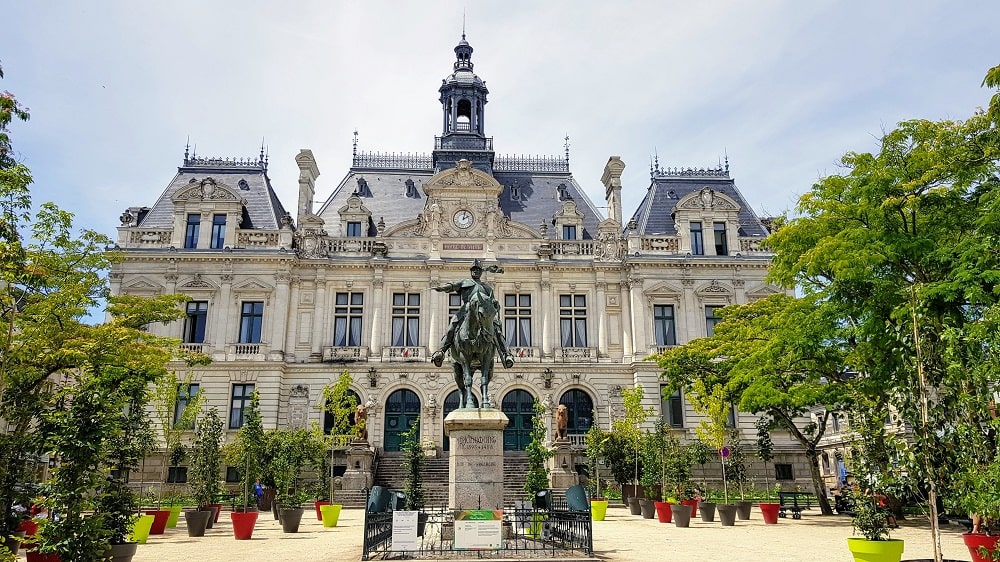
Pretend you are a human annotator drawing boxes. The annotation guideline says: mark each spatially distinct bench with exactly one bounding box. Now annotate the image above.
[777,491,815,519]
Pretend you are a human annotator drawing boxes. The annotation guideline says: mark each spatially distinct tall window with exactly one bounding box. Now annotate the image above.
[391,293,420,346]
[173,383,200,428]
[448,294,462,318]
[653,304,676,346]
[239,301,264,343]
[346,221,362,237]
[183,301,208,343]
[230,383,255,429]
[184,213,200,248]
[661,386,684,428]
[209,214,226,249]
[713,222,728,255]
[562,225,577,240]
[705,305,723,336]
[690,221,704,255]
[333,292,364,346]
[504,294,532,347]
[559,294,587,347]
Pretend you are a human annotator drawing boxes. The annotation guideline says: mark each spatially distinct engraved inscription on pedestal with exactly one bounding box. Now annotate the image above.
[445,409,509,510]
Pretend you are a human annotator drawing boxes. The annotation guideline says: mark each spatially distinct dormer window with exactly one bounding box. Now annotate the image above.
[557,184,569,201]
[690,221,704,255]
[346,222,363,237]
[210,214,227,249]
[356,177,372,197]
[404,179,419,199]
[185,214,201,248]
[714,222,728,255]
[510,183,520,201]
[562,225,577,240]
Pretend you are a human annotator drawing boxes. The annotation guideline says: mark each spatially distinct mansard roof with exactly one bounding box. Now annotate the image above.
[137,154,289,230]
[315,163,605,239]
[628,164,770,238]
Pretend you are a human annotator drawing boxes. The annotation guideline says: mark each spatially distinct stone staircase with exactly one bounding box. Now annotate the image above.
[373,452,451,507]
[367,451,532,509]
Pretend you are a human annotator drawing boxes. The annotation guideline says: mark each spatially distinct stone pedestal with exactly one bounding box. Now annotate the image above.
[340,440,374,493]
[549,437,579,490]
[444,408,509,510]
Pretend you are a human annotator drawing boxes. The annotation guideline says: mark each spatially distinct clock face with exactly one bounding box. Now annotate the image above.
[453,209,474,229]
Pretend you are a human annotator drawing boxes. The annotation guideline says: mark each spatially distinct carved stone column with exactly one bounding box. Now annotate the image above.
[369,277,385,355]
[311,273,327,359]
[284,277,300,362]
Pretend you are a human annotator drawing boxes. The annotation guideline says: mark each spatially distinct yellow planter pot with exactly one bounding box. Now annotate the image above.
[590,499,608,521]
[165,505,183,528]
[320,504,343,528]
[846,538,904,562]
[130,514,155,544]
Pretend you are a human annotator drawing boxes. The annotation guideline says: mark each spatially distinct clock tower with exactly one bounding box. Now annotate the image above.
[432,34,495,174]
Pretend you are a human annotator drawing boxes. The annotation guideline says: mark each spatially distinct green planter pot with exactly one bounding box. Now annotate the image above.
[590,499,608,521]
[846,538,904,562]
[320,504,343,528]
[165,505,183,528]
[527,513,546,539]
[130,514,155,544]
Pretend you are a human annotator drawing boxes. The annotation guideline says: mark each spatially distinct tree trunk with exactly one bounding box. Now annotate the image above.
[805,448,833,515]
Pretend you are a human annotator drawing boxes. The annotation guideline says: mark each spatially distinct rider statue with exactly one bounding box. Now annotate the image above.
[430,259,515,369]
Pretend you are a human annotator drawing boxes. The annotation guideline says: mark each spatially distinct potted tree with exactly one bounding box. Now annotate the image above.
[584,423,609,521]
[316,371,358,526]
[690,381,736,525]
[401,418,429,536]
[637,431,659,519]
[755,416,780,524]
[725,427,753,520]
[665,442,697,528]
[524,400,554,538]
[847,489,904,562]
[949,414,1000,562]
[152,372,202,529]
[185,408,224,536]
[269,428,325,533]
[228,390,263,540]
[610,386,651,514]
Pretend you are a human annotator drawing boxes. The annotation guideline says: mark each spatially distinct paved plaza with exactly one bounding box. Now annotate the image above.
[118,505,974,562]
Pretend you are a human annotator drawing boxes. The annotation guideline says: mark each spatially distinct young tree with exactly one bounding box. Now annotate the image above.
[401,418,425,510]
[523,400,554,501]
[189,408,224,509]
[153,371,203,481]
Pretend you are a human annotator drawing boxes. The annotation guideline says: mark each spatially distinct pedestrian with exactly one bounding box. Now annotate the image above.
[254,479,264,509]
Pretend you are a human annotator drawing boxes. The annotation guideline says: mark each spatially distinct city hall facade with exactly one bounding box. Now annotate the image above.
[111,36,810,487]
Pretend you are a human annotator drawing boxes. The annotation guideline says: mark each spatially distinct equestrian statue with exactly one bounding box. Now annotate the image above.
[430,259,515,409]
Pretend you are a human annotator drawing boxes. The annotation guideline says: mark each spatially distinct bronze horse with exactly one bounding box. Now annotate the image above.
[450,289,498,408]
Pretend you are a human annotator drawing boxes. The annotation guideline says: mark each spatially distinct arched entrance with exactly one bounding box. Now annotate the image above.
[383,388,420,452]
[558,388,594,438]
[442,389,478,451]
[323,389,362,435]
[501,389,535,451]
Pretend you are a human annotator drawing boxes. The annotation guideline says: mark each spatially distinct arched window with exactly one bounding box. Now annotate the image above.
[323,389,361,435]
[558,389,594,435]
[442,389,478,451]
[501,389,535,451]
[456,99,472,131]
[383,389,420,452]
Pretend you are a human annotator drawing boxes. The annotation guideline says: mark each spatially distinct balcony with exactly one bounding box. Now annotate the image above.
[640,236,680,253]
[567,433,587,451]
[179,342,210,354]
[123,228,172,248]
[649,345,676,357]
[555,347,597,363]
[236,229,281,249]
[510,347,541,363]
[322,346,369,362]
[550,240,595,257]
[383,346,426,362]
[223,343,270,361]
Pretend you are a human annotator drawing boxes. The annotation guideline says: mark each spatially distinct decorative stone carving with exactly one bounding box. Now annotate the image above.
[287,384,310,429]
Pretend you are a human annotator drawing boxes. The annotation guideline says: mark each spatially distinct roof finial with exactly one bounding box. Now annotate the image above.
[184,136,190,165]
[352,129,359,158]
[653,147,660,173]
[260,137,266,164]
[724,147,729,173]
[462,9,466,40]
[564,134,570,166]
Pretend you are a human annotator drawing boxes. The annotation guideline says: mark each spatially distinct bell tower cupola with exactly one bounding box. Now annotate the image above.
[433,33,494,173]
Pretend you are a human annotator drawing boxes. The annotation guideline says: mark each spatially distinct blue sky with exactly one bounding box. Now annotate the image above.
[2,1,998,240]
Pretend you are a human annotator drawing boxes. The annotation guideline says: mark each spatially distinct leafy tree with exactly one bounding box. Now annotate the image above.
[584,422,609,498]
[689,381,731,503]
[725,428,750,501]
[523,400,554,500]
[656,294,848,514]
[153,371,203,479]
[228,390,264,509]
[266,428,325,509]
[608,386,652,496]
[321,370,359,439]
[755,416,777,500]
[401,418,425,510]
[189,408,224,509]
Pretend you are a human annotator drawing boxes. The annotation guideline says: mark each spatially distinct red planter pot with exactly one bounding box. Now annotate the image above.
[654,501,673,523]
[231,510,259,540]
[144,510,171,535]
[314,500,330,521]
[759,502,780,524]
[26,552,61,562]
[207,503,223,523]
[963,533,1000,562]
[680,499,698,518]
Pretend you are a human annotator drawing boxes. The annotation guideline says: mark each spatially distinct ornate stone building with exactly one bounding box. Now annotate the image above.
[112,35,805,491]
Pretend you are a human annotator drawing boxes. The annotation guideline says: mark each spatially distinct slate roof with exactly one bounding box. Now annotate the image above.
[628,168,770,238]
[137,159,289,230]
[315,166,605,239]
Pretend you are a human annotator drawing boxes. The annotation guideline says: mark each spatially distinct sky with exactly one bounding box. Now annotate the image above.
[2,1,999,241]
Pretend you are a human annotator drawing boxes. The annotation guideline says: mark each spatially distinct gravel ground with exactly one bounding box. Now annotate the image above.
[115,504,974,562]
